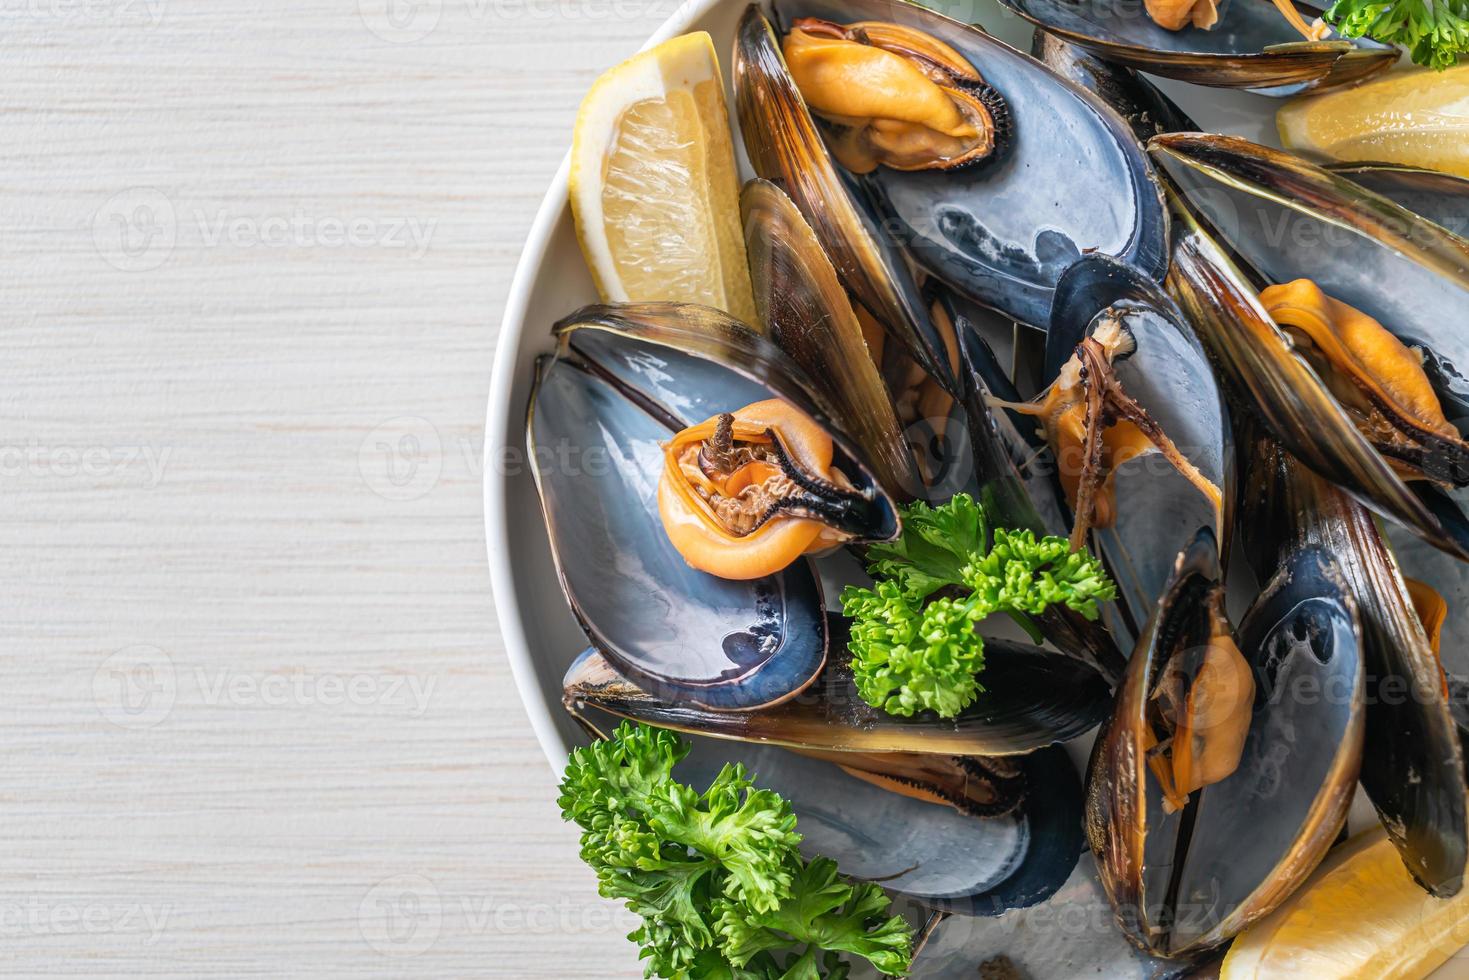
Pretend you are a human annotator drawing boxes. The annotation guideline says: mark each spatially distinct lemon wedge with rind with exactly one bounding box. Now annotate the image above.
[570,32,757,326]
[1278,64,1469,180]
[1222,827,1469,979]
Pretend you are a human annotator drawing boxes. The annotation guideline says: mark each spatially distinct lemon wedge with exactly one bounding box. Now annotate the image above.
[1278,64,1469,179]
[570,32,757,325]
[1222,827,1469,979]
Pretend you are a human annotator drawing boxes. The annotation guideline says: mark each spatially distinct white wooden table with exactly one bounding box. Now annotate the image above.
[3,2,666,974]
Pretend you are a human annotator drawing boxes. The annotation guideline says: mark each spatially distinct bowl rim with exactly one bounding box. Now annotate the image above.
[485,0,725,774]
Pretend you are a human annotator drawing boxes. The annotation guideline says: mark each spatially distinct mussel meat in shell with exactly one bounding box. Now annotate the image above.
[1158,137,1469,561]
[973,254,1231,637]
[1148,0,1332,38]
[1002,313,1224,552]
[529,302,901,710]
[1146,0,1220,31]
[1260,278,1469,487]
[660,399,890,579]
[781,17,1010,173]
[1144,599,1254,815]
[1087,529,1364,955]
[737,0,1168,331]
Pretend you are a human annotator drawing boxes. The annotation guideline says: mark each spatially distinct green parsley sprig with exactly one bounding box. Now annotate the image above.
[1325,0,1469,69]
[839,494,1116,719]
[558,722,914,979]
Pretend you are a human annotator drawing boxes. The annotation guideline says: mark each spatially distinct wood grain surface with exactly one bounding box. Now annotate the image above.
[3,2,670,975]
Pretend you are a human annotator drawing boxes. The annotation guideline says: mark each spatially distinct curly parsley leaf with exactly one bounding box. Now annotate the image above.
[558,722,914,979]
[864,495,988,600]
[841,494,1115,719]
[1325,0,1469,68]
[841,580,988,718]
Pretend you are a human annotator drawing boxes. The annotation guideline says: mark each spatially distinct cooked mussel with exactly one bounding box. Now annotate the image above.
[1087,529,1363,955]
[974,255,1231,636]
[529,302,900,709]
[781,17,1010,173]
[741,177,921,496]
[735,0,1168,331]
[600,729,1088,916]
[563,613,1112,760]
[1157,134,1469,560]
[1258,278,1469,487]
[1000,0,1395,95]
[1241,433,1469,896]
[660,399,891,579]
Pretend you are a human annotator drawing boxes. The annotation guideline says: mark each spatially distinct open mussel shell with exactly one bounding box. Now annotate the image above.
[1045,254,1233,630]
[940,289,1129,679]
[738,0,1168,331]
[528,303,901,711]
[564,613,1112,759]
[733,4,958,394]
[1031,29,1198,143]
[663,735,1085,914]
[1327,162,1469,242]
[1242,433,1469,896]
[1155,134,1469,425]
[1159,155,1469,562]
[1087,529,1363,956]
[1002,0,1394,95]
[741,177,921,496]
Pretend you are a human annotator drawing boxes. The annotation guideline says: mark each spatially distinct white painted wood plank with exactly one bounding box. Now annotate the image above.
[3,2,669,974]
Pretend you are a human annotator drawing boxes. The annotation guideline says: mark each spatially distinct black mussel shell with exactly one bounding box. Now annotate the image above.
[1328,162,1469,245]
[1158,149,1469,562]
[1088,529,1363,956]
[1045,254,1233,635]
[1031,29,1199,142]
[529,303,901,711]
[563,614,1113,758]
[744,0,1167,330]
[1000,0,1395,95]
[1242,432,1469,897]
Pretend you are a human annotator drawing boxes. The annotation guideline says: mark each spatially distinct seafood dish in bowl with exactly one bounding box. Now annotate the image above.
[488,0,1469,975]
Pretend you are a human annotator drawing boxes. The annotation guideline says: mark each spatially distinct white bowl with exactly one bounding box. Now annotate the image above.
[485,0,1281,771]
